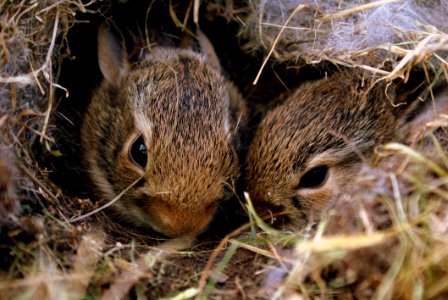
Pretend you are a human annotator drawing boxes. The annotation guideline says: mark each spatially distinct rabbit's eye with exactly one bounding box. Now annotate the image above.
[129,135,147,169]
[298,165,328,188]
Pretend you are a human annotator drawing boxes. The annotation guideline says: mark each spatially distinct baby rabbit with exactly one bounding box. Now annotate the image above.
[245,72,432,228]
[81,23,246,238]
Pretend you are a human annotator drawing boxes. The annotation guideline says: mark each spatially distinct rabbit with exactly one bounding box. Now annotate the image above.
[81,23,247,238]
[245,71,444,228]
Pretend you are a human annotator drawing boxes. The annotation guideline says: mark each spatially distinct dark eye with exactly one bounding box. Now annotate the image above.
[297,165,328,188]
[129,135,147,169]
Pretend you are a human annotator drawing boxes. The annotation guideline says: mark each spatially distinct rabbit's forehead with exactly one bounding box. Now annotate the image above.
[127,58,233,144]
[132,91,232,144]
[257,110,339,165]
[130,51,223,93]
[127,59,230,121]
[253,101,377,179]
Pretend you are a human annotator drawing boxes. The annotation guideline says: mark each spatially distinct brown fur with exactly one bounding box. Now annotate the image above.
[246,72,419,228]
[81,24,246,238]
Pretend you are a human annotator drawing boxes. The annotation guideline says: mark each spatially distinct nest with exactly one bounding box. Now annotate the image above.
[0,0,447,299]
[242,0,448,84]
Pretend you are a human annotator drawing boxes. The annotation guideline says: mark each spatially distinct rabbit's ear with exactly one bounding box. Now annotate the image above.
[196,28,221,71]
[97,22,129,85]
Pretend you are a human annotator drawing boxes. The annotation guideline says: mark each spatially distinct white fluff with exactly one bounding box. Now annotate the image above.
[244,0,448,65]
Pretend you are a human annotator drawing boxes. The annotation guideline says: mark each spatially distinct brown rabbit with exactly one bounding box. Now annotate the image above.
[81,23,246,238]
[245,71,442,228]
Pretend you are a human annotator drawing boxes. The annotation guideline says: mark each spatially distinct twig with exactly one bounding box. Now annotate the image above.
[70,175,144,223]
[18,162,60,207]
[318,0,402,23]
[253,5,307,85]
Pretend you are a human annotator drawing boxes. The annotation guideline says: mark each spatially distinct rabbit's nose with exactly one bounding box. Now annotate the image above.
[154,204,217,237]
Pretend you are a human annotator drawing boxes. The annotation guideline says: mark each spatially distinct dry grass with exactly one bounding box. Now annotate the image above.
[1,0,447,299]
[242,0,448,84]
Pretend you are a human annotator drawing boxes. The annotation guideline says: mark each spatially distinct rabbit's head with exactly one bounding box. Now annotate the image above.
[81,23,246,237]
[246,73,413,227]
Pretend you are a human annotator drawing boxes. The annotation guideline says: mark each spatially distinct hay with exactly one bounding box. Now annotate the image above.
[0,1,103,298]
[241,0,448,81]
[0,0,95,216]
